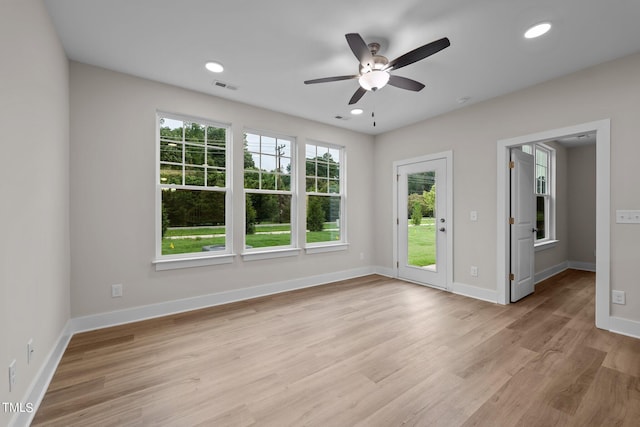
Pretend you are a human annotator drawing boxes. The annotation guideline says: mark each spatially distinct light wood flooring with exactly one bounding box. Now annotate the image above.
[33,270,640,426]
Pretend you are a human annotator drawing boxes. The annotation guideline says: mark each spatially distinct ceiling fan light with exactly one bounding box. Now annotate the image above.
[359,70,390,91]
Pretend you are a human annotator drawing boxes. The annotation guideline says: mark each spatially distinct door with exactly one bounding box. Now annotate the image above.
[397,158,447,288]
[510,149,535,302]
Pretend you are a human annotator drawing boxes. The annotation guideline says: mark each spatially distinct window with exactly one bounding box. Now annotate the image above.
[244,131,295,251]
[305,142,345,246]
[522,144,554,243]
[157,113,230,260]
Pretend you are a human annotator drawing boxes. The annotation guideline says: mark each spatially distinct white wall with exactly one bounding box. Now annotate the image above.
[0,0,70,425]
[567,144,597,264]
[69,62,375,318]
[374,52,640,322]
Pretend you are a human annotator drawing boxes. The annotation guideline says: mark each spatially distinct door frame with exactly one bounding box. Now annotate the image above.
[496,119,610,330]
[393,151,453,290]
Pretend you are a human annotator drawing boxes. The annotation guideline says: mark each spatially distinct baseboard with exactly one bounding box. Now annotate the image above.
[10,321,73,427]
[567,260,597,272]
[70,266,376,334]
[451,282,498,303]
[534,261,569,284]
[608,316,640,339]
[373,265,396,278]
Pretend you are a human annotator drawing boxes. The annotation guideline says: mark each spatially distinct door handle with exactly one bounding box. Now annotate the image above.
[439,227,446,232]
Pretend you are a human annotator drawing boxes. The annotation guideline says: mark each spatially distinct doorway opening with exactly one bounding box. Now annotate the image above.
[497,120,610,330]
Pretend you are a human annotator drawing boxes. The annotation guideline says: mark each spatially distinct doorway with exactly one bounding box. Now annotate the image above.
[394,152,452,289]
[497,120,610,330]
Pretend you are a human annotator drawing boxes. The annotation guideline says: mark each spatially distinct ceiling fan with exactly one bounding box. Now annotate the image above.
[304,33,450,105]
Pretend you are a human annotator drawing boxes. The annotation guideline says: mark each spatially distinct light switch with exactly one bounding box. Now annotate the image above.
[470,211,478,222]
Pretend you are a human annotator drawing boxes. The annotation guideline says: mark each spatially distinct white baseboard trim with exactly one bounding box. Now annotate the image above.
[451,282,498,304]
[567,260,597,272]
[373,266,396,278]
[70,266,376,334]
[534,261,569,285]
[608,316,640,340]
[11,320,73,427]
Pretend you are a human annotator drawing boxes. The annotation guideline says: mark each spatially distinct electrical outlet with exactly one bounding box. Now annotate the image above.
[8,360,16,392]
[470,266,478,277]
[111,284,123,298]
[27,339,34,365]
[612,290,626,305]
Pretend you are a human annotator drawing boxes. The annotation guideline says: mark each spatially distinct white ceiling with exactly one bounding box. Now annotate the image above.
[44,0,640,135]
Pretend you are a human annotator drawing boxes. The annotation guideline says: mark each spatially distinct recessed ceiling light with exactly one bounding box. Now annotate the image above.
[205,61,224,73]
[524,22,551,39]
[350,108,364,115]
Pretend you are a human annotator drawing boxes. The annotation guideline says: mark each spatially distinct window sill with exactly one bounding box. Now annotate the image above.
[241,248,301,261]
[153,253,235,271]
[305,243,349,254]
[535,240,558,252]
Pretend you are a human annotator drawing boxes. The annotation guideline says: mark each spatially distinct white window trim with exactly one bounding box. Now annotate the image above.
[535,143,556,245]
[243,129,298,254]
[154,111,233,267]
[304,140,347,249]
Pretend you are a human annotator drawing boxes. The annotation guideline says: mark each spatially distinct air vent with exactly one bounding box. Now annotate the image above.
[334,115,350,121]
[212,80,238,91]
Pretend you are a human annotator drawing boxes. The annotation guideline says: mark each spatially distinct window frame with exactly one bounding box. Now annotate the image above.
[153,111,233,270]
[304,140,348,252]
[242,129,299,259]
[522,143,556,247]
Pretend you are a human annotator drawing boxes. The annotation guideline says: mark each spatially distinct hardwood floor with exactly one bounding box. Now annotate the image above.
[32,270,640,426]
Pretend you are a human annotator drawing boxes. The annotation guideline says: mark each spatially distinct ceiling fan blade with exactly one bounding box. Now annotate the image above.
[346,33,374,67]
[304,75,359,84]
[348,87,367,105]
[385,37,450,71]
[388,75,425,91]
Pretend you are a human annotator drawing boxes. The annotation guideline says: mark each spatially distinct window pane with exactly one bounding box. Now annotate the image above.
[246,193,292,249]
[278,174,291,191]
[185,144,205,166]
[184,122,205,144]
[306,144,316,159]
[207,126,226,148]
[261,172,276,190]
[159,118,183,141]
[185,166,205,186]
[206,170,225,187]
[161,189,226,255]
[278,139,291,157]
[328,179,340,194]
[328,148,340,163]
[306,160,316,177]
[306,177,316,192]
[521,145,532,154]
[160,163,182,185]
[244,171,259,189]
[536,196,545,240]
[306,195,340,243]
[261,154,277,172]
[317,178,329,193]
[262,136,276,155]
[329,162,339,179]
[207,147,225,168]
[278,157,291,174]
[160,141,182,163]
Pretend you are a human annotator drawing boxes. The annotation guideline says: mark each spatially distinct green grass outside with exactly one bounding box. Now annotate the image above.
[407,218,436,267]
[162,223,339,255]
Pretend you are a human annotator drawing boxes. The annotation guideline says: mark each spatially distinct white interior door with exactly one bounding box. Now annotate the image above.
[510,149,535,302]
[397,158,447,288]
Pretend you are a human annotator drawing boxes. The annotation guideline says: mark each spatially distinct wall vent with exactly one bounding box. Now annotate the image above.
[212,80,238,91]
